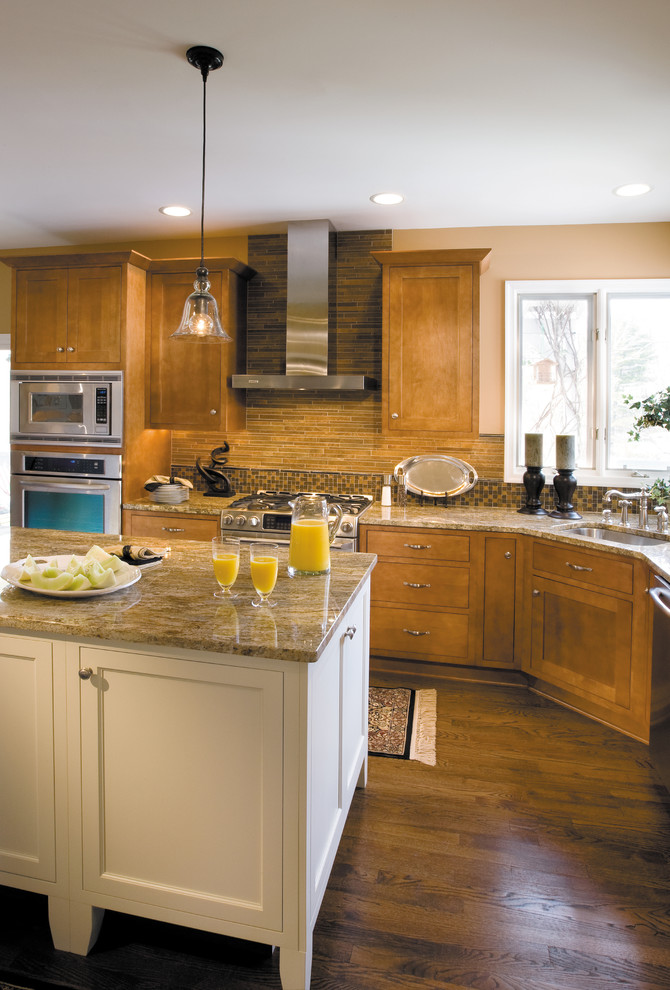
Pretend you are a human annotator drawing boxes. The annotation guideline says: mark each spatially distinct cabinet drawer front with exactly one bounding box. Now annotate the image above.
[127,512,219,541]
[370,605,470,661]
[372,560,469,608]
[532,541,633,595]
[365,528,470,562]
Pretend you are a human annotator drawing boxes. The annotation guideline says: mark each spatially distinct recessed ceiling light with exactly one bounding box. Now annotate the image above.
[613,183,652,198]
[370,192,404,205]
[159,205,192,217]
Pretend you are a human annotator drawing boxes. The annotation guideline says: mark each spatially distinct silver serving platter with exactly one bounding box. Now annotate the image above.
[394,455,478,498]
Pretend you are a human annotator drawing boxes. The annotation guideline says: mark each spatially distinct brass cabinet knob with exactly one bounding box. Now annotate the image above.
[344,626,357,640]
[391,412,399,419]
[504,551,512,559]
[78,667,93,680]
[532,589,541,597]
[210,409,217,415]
[56,346,65,352]
[66,346,75,352]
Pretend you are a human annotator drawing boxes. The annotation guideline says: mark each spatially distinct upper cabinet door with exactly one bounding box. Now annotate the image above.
[8,254,140,369]
[373,249,491,439]
[67,267,122,364]
[146,259,254,432]
[14,269,69,365]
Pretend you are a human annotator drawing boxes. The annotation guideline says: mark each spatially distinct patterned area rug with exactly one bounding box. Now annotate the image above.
[368,686,437,764]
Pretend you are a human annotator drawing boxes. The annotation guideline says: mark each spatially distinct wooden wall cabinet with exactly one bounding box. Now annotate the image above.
[524,539,651,741]
[146,258,255,431]
[5,252,151,369]
[371,249,491,438]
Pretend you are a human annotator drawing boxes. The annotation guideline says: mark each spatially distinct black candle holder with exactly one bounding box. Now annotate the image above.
[518,466,547,515]
[549,469,582,519]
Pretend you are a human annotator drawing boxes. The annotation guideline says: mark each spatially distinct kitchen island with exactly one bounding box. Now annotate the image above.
[0,528,376,990]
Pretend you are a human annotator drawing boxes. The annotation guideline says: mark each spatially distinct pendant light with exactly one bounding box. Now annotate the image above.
[171,45,230,339]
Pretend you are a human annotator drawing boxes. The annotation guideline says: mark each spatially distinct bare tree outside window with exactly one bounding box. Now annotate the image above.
[520,295,590,468]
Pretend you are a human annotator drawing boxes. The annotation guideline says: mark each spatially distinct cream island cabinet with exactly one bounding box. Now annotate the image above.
[0,530,375,990]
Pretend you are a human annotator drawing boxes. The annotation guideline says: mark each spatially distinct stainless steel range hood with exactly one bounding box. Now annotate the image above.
[232,219,376,391]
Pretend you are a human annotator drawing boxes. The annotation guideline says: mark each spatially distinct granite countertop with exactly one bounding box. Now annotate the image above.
[0,528,376,663]
[124,495,670,582]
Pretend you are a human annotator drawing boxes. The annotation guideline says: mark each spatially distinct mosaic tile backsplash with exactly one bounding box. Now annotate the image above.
[173,462,619,515]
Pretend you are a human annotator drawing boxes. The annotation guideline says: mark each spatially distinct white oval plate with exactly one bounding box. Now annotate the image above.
[0,555,142,598]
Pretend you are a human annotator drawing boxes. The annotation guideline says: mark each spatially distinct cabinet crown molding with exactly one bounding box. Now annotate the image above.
[371,248,492,275]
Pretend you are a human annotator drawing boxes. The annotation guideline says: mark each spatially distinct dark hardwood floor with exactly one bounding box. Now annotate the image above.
[1,677,669,990]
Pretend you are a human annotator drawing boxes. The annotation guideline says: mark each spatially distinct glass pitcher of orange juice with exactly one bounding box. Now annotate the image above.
[288,494,343,576]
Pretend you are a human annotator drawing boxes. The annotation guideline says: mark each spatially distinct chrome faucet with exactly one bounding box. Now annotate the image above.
[654,505,669,533]
[604,487,650,528]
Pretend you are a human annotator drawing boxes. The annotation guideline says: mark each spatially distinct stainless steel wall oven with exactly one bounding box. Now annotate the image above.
[10,451,122,534]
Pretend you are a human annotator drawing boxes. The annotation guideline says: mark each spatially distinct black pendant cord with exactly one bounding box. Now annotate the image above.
[199,67,207,270]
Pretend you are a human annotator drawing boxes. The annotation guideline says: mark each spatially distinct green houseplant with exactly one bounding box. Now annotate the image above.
[624,387,670,506]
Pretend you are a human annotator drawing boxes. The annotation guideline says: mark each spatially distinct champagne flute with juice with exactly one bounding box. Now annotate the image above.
[250,542,279,608]
[212,537,240,599]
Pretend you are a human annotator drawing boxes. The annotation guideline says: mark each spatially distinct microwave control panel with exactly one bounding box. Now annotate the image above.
[95,387,109,427]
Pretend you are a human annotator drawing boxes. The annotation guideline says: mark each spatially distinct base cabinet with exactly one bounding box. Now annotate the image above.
[525,540,651,740]
[0,636,68,899]
[122,509,220,541]
[361,526,519,669]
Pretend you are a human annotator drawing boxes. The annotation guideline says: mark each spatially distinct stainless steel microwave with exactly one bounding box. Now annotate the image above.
[10,370,123,446]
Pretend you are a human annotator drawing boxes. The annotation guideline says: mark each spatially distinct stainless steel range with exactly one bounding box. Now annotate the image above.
[219,490,373,551]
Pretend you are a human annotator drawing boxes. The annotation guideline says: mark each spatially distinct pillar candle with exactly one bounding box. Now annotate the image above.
[556,434,576,470]
[524,433,543,467]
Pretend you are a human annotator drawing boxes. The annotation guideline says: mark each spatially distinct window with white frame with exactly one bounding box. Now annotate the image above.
[504,279,670,486]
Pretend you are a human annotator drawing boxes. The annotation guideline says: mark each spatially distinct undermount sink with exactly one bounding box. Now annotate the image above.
[566,527,666,548]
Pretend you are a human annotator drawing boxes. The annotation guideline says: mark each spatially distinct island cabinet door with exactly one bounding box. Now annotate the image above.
[70,646,285,933]
[0,634,63,888]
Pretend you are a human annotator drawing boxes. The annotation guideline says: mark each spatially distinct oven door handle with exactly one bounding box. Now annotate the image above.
[650,585,670,619]
[18,480,117,493]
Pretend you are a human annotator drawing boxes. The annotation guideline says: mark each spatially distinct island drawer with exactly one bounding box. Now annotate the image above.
[371,560,470,608]
[531,541,633,595]
[364,528,470,562]
[370,604,470,661]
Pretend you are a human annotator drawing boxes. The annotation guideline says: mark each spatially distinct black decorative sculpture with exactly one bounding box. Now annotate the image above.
[196,443,234,496]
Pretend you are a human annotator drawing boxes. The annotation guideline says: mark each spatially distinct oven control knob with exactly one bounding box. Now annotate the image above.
[341,520,353,533]
[248,516,260,527]
[221,514,234,526]
[235,515,247,527]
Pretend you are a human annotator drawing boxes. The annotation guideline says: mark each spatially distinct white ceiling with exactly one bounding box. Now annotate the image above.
[1,0,668,251]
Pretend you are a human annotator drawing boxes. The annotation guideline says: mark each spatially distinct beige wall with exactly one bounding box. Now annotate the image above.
[392,223,670,432]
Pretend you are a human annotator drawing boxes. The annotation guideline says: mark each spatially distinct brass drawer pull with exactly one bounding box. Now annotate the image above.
[162,526,186,533]
[404,582,431,589]
[403,629,430,636]
[404,543,431,550]
[566,561,593,572]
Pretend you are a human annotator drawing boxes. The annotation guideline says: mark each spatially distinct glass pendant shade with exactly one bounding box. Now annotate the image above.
[171,268,231,339]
